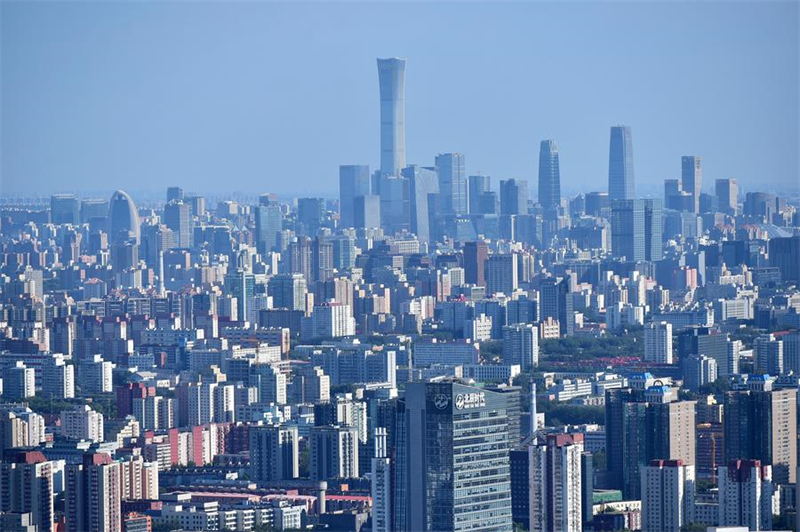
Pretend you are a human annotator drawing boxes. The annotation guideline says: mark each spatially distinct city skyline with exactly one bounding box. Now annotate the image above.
[2,1,798,198]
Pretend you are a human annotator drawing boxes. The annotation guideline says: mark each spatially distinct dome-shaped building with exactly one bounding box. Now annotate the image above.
[108,190,140,244]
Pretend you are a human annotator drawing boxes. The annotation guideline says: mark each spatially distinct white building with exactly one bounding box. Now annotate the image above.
[80,354,114,394]
[413,339,479,366]
[60,405,104,443]
[371,428,392,532]
[502,324,539,370]
[718,460,774,531]
[641,459,695,532]
[644,321,673,364]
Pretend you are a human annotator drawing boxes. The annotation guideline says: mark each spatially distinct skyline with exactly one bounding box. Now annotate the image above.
[1,1,799,199]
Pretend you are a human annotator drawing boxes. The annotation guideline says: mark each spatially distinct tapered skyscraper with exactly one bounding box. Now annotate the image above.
[377,58,406,176]
[608,126,635,201]
[538,140,561,211]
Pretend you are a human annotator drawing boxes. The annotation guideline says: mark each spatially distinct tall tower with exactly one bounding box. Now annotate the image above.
[681,156,702,213]
[608,125,635,201]
[377,58,406,176]
[537,140,561,212]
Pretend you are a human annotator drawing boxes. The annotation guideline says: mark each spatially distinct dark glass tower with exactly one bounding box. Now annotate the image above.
[339,165,371,229]
[537,140,561,213]
[608,125,635,201]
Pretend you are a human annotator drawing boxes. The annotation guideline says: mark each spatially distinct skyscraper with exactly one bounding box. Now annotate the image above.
[339,165,371,228]
[500,178,528,215]
[402,165,438,243]
[0,451,55,532]
[254,200,283,254]
[644,321,673,364]
[297,198,325,237]
[51,194,80,225]
[718,460,774,531]
[377,58,406,176]
[394,380,512,532]
[715,178,738,215]
[681,156,702,213]
[611,199,645,261]
[163,200,193,249]
[436,153,468,215]
[468,174,491,214]
[502,324,539,370]
[608,125,635,201]
[309,425,360,480]
[379,174,411,234]
[485,254,518,296]
[108,190,140,244]
[463,240,489,287]
[537,140,561,213]
[643,198,663,261]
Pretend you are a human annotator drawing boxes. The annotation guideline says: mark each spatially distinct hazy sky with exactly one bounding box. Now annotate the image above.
[1,1,798,200]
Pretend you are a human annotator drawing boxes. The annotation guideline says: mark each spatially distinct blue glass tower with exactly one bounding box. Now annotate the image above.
[608,126,635,201]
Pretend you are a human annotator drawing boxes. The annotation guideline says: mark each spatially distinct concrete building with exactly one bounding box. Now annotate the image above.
[529,433,583,532]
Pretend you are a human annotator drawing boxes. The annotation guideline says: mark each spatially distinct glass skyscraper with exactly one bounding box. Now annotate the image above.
[608,125,635,201]
[681,156,702,213]
[339,165,370,228]
[394,380,513,532]
[377,58,406,176]
[436,153,468,215]
[537,140,561,213]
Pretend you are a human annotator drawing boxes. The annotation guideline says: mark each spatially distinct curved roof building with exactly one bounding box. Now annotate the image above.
[108,190,140,244]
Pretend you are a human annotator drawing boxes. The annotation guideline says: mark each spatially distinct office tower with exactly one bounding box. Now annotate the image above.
[0,451,55,532]
[394,381,512,532]
[605,388,648,499]
[225,269,256,323]
[529,434,583,532]
[608,125,635,200]
[684,354,718,391]
[641,460,695,532]
[269,273,307,311]
[681,156,702,213]
[754,334,784,375]
[540,276,574,337]
[584,191,610,217]
[502,324,539,370]
[66,453,122,532]
[309,425,359,480]
[354,194,381,229]
[769,235,800,284]
[500,178,528,215]
[645,398,696,466]
[724,388,797,484]
[339,165,371,228]
[108,190,140,244]
[436,153,468,215]
[51,194,80,225]
[255,201,283,254]
[377,58,406,175]
[285,236,313,282]
[379,174,411,234]
[644,321,673,364]
[3,362,35,400]
[678,326,736,376]
[718,460,774,531]
[402,165,439,243]
[331,235,356,271]
[249,425,299,481]
[80,198,109,224]
[297,198,325,236]
[463,240,489,287]
[643,199,663,261]
[611,199,645,261]
[485,254,518,296]
[664,178,681,204]
[468,174,491,214]
[166,186,184,203]
[537,140,561,213]
[371,428,392,532]
[716,178,738,215]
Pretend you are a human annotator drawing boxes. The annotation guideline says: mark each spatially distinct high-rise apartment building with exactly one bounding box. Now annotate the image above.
[249,425,299,481]
[641,459,695,532]
[718,460,774,531]
[502,324,539,370]
[377,58,406,176]
[485,254,518,296]
[724,388,797,484]
[529,433,583,532]
[644,321,673,364]
[309,425,359,480]
[393,380,512,532]
[66,453,122,532]
[608,126,635,201]
[0,451,55,532]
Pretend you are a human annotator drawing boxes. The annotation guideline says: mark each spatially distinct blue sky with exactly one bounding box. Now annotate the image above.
[1,1,798,200]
